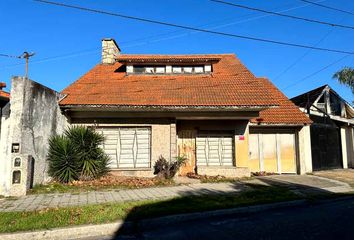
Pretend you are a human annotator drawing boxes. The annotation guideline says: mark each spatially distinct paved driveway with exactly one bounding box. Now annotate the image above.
[312,169,354,187]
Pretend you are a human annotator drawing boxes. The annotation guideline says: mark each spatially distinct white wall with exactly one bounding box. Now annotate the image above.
[298,125,312,174]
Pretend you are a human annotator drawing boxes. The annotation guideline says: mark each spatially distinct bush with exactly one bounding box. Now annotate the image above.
[47,126,110,183]
[47,135,80,183]
[153,155,187,179]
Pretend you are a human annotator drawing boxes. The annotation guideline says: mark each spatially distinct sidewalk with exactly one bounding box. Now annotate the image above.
[0,182,246,212]
[0,175,352,212]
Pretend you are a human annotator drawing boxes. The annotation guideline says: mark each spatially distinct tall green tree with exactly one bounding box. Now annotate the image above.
[332,67,354,94]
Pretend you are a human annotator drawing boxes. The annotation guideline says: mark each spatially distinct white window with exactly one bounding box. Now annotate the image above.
[97,127,151,169]
[196,133,234,166]
[145,67,154,74]
[183,67,193,73]
[194,66,204,73]
[155,66,166,74]
[205,65,212,73]
[172,66,182,73]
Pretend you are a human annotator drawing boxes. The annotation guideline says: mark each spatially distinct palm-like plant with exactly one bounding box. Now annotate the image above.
[333,67,354,94]
[47,135,80,183]
[65,126,109,180]
[47,126,110,183]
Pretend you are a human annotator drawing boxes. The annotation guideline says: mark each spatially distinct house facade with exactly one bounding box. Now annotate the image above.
[0,38,313,196]
[59,39,312,178]
[291,85,354,170]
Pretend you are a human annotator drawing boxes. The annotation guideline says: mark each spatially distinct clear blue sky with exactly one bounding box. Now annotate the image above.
[1,0,353,101]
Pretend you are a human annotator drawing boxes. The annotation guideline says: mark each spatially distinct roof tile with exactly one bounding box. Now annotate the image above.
[60,54,311,125]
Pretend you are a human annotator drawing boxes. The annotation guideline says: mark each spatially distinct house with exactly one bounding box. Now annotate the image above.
[291,85,354,170]
[0,82,10,139]
[59,38,312,178]
[0,38,313,196]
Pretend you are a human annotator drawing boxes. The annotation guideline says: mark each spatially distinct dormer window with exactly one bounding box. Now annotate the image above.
[132,65,166,74]
[129,65,212,75]
[172,66,182,74]
[155,66,166,74]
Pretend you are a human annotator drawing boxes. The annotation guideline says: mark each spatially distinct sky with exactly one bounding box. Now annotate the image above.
[0,0,353,102]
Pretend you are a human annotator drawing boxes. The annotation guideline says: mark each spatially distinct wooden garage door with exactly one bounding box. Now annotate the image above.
[196,133,234,166]
[249,133,296,173]
[97,127,151,169]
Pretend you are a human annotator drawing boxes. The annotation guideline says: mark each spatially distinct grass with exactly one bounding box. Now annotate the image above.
[0,184,299,233]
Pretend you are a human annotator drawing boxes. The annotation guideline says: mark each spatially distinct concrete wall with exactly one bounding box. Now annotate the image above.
[0,77,67,196]
[341,126,354,168]
[298,125,313,174]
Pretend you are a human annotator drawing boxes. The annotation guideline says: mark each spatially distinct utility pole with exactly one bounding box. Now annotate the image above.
[19,52,35,79]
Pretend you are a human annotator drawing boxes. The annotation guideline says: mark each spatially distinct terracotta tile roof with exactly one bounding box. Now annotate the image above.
[0,90,9,100]
[60,54,277,107]
[251,78,312,125]
[0,82,9,101]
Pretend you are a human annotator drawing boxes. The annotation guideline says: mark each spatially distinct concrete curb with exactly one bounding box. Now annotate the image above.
[0,199,307,240]
[0,222,123,240]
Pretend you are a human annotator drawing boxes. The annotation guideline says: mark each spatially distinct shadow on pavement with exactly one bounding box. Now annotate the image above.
[112,176,337,239]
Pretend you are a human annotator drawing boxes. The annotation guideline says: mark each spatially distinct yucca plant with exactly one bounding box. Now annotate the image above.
[47,126,110,183]
[47,135,80,183]
[64,126,109,180]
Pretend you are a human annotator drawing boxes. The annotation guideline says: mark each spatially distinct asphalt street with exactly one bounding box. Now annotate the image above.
[112,197,354,240]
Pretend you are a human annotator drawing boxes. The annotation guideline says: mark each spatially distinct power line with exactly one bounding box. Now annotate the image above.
[211,0,354,30]
[0,1,318,69]
[282,54,352,90]
[0,48,100,70]
[0,53,20,59]
[274,14,347,82]
[33,0,354,55]
[299,0,354,16]
[274,28,335,81]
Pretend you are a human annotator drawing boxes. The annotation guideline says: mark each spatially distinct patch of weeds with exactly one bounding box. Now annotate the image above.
[28,176,176,195]
[186,172,252,184]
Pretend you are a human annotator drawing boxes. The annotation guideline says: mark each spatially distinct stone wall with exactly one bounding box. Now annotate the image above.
[0,77,67,196]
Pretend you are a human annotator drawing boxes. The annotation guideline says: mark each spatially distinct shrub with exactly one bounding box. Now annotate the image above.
[47,135,80,183]
[153,155,187,179]
[47,126,110,183]
[65,126,110,180]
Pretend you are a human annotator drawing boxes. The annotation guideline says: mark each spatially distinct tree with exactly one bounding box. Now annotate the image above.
[332,67,354,94]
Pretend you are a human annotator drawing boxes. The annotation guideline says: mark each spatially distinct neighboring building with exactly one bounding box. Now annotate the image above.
[0,82,10,138]
[291,85,354,170]
[59,38,312,178]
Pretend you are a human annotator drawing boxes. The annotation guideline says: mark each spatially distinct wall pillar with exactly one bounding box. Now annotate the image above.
[170,122,177,161]
[340,127,349,169]
[298,125,312,174]
[235,123,249,168]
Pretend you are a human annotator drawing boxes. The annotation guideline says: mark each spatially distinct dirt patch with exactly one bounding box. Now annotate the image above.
[70,175,173,188]
[29,174,176,194]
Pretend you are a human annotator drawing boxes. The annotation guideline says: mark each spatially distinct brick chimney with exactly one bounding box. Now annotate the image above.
[102,38,120,64]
